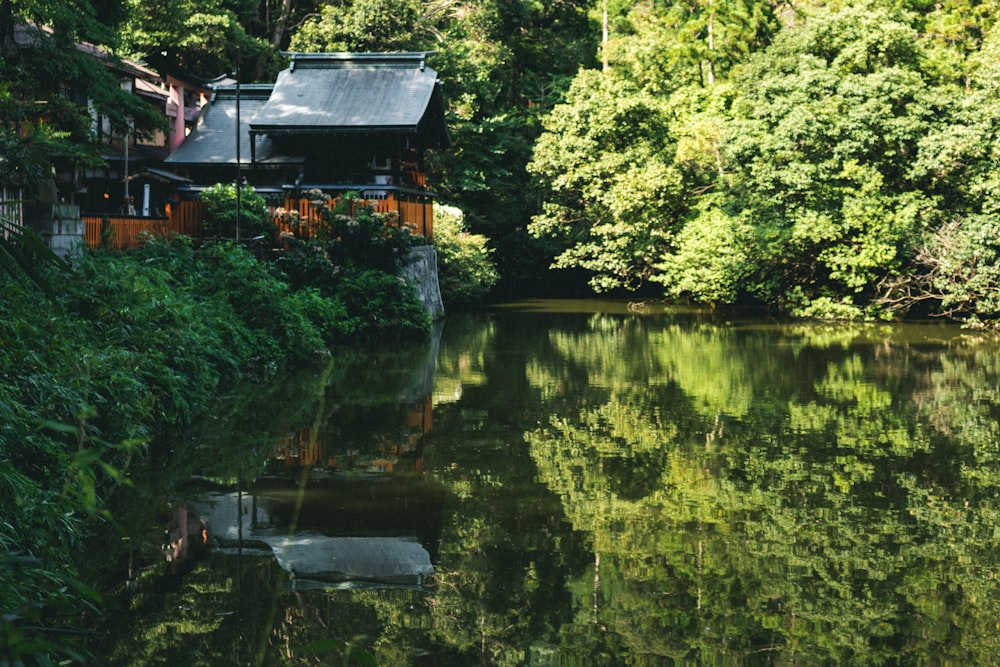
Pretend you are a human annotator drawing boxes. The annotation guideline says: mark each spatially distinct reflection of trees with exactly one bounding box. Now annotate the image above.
[526,316,1000,664]
[421,311,593,664]
[433,313,495,405]
[89,307,1000,664]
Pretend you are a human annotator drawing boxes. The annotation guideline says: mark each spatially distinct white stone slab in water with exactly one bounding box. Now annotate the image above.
[193,492,434,584]
[269,535,433,581]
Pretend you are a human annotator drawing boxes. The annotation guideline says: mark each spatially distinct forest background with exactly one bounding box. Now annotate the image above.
[4,0,1000,322]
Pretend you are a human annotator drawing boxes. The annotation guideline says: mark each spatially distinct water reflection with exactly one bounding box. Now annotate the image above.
[91,303,1000,665]
[185,362,443,589]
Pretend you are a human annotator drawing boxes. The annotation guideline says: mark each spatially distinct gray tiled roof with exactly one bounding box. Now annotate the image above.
[165,85,292,166]
[251,52,439,133]
[166,53,447,166]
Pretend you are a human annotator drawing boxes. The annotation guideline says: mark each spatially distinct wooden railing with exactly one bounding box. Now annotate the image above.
[0,187,23,228]
[275,188,434,240]
[81,188,433,251]
[83,201,204,250]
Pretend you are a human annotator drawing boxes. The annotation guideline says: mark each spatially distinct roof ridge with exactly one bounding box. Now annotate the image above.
[283,52,437,71]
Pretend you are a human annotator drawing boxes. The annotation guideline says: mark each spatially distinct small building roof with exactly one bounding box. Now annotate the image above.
[165,52,450,171]
[250,52,446,143]
[164,85,294,166]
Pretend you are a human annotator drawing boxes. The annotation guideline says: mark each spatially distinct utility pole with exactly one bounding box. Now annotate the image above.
[235,49,242,243]
[123,125,130,213]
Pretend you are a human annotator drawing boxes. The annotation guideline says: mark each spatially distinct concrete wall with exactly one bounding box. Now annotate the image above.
[402,245,445,321]
[47,204,85,259]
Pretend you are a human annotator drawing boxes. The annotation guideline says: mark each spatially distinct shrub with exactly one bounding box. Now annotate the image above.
[200,182,273,240]
[337,269,431,340]
[433,204,499,307]
[304,191,421,274]
[275,236,341,296]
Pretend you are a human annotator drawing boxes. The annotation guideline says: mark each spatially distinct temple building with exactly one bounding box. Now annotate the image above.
[164,51,450,227]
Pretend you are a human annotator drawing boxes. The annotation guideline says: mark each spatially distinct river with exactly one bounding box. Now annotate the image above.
[87,299,1000,665]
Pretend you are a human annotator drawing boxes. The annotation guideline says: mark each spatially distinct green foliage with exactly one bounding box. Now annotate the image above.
[337,269,431,340]
[121,0,281,82]
[423,1,599,295]
[274,235,342,294]
[0,222,434,659]
[0,0,163,193]
[0,274,137,664]
[913,216,1000,323]
[653,197,755,304]
[528,0,1000,322]
[290,0,425,52]
[669,0,779,80]
[0,210,71,296]
[272,192,432,337]
[199,182,273,240]
[433,204,499,307]
[528,68,684,292]
[319,194,421,274]
[720,6,941,313]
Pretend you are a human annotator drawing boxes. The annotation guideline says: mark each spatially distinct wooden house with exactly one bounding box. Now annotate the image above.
[9,23,183,218]
[164,52,450,238]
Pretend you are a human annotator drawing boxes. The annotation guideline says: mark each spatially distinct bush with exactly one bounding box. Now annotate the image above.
[275,235,341,296]
[0,211,433,661]
[433,204,499,307]
[200,182,273,240]
[1,273,136,664]
[338,269,431,340]
[924,216,1000,324]
[319,192,421,274]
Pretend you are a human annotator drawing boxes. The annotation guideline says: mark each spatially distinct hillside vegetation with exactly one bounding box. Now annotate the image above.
[5,0,997,321]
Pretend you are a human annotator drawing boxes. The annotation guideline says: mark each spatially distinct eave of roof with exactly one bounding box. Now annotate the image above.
[15,22,163,82]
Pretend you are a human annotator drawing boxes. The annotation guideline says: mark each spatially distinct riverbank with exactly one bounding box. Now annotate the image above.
[0,237,431,663]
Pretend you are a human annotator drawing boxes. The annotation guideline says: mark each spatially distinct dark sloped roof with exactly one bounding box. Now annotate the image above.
[250,52,440,135]
[164,85,295,166]
[165,52,450,167]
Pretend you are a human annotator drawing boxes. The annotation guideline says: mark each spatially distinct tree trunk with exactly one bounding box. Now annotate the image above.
[271,0,295,50]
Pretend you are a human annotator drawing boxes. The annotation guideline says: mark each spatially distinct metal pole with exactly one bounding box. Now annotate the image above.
[235,50,242,243]
[123,127,130,212]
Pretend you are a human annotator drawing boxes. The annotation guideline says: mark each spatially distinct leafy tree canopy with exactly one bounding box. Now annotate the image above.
[528,0,1000,322]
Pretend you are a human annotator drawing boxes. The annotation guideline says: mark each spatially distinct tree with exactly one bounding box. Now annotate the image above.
[289,0,425,52]
[433,203,500,308]
[526,0,778,295]
[874,19,1000,324]
[0,0,162,187]
[427,0,600,296]
[528,68,684,292]
[658,0,779,86]
[120,0,281,82]
[721,4,963,317]
[0,0,146,285]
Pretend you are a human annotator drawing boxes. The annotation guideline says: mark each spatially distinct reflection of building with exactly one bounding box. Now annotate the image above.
[194,393,442,588]
[267,396,433,475]
[195,473,445,588]
[163,504,207,575]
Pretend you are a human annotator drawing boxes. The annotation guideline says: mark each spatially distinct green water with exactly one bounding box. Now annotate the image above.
[89,300,1000,665]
